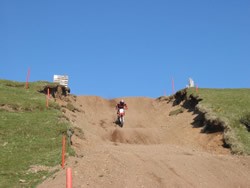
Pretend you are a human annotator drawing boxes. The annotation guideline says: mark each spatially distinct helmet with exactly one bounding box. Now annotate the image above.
[120,99,124,104]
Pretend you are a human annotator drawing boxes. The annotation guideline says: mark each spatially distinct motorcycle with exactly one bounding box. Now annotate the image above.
[117,108,125,127]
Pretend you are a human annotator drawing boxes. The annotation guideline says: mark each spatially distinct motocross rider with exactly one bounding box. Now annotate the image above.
[116,99,128,115]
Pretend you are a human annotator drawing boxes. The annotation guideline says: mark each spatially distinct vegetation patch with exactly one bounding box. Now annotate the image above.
[240,113,250,131]
[169,108,184,116]
[0,80,74,187]
[186,88,250,154]
[65,102,80,112]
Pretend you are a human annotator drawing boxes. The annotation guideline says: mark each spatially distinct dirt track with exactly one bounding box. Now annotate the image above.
[38,96,250,188]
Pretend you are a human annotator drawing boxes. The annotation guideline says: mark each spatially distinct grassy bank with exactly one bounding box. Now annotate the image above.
[187,88,250,154]
[0,80,73,187]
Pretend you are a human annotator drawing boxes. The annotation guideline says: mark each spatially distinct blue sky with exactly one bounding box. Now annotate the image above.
[1,0,249,98]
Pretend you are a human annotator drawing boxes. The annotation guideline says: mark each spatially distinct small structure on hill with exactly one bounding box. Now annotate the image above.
[186,78,195,88]
[53,75,69,88]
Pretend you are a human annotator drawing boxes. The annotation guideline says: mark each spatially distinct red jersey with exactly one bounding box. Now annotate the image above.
[116,103,127,110]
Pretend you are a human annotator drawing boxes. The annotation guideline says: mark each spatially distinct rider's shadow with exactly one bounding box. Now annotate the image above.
[113,119,122,128]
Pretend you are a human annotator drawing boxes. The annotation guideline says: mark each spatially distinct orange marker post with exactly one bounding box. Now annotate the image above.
[66,168,72,188]
[61,135,66,168]
[26,68,30,89]
[172,78,175,95]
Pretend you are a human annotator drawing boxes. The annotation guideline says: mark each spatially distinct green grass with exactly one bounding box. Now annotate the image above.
[187,88,250,154]
[0,80,73,187]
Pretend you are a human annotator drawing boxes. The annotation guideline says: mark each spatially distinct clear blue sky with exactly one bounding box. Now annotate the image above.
[1,0,249,98]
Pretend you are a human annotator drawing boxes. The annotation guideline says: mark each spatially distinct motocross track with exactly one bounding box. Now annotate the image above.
[38,96,250,188]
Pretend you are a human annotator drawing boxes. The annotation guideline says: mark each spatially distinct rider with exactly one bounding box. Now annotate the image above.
[116,99,128,114]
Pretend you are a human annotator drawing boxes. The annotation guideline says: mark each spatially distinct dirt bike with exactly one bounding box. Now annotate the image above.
[117,108,125,127]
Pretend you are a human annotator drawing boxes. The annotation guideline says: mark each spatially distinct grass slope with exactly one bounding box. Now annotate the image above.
[0,80,72,187]
[187,88,250,154]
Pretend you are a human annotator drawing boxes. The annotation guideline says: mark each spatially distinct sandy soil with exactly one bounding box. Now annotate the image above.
[38,96,250,188]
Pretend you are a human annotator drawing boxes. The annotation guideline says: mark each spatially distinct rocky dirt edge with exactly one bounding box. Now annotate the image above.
[160,89,244,155]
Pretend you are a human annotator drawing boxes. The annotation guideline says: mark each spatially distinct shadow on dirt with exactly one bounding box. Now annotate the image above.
[114,119,123,128]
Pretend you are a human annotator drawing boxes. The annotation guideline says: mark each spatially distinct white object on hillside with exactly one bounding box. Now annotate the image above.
[53,75,69,87]
[187,78,195,88]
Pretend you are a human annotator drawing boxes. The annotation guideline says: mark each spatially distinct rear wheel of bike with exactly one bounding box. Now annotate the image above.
[120,117,124,127]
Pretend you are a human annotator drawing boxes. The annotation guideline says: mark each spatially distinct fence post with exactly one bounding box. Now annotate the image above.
[172,78,175,94]
[62,135,66,168]
[26,68,30,89]
[66,168,72,188]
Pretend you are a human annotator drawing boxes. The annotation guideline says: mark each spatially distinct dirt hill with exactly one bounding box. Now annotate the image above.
[38,96,250,188]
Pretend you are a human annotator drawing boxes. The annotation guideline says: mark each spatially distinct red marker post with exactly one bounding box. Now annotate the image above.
[26,68,30,89]
[66,168,72,188]
[172,78,175,95]
[61,135,66,168]
[196,84,199,94]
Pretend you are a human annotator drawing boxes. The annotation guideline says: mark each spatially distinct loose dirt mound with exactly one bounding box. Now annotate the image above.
[38,96,250,188]
[104,128,162,145]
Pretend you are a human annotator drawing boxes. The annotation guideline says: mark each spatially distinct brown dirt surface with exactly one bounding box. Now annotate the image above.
[38,96,250,188]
